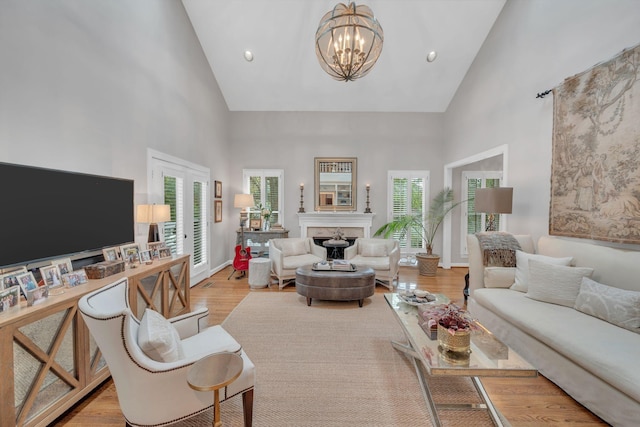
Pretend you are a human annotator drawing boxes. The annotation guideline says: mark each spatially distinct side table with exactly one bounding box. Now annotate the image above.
[322,239,349,260]
[249,258,271,288]
[187,352,243,427]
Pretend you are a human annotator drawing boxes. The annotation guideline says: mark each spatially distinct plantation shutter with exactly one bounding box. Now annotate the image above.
[164,175,184,256]
[243,169,284,226]
[192,180,207,267]
[388,171,429,251]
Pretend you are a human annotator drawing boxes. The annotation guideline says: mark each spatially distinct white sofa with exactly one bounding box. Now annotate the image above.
[269,238,327,289]
[467,234,640,427]
[344,238,400,289]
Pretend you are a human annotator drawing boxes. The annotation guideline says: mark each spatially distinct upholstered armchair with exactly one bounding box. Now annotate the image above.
[344,238,400,289]
[269,237,327,289]
[78,278,255,427]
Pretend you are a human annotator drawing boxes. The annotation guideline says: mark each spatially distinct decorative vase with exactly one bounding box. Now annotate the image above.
[416,253,440,276]
[437,323,471,353]
[262,220,270,231]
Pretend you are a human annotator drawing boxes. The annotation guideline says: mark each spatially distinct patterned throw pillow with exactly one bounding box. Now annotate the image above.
[574,277,640,333]
[525,260,593,307]
[510,250,573,292]
[138,308,185,362]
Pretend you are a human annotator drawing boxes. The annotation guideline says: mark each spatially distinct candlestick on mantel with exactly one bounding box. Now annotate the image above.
[298,183,305,213]
[364,184,372,213]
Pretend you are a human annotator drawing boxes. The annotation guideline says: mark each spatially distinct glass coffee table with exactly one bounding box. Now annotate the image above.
[384,293,537,426]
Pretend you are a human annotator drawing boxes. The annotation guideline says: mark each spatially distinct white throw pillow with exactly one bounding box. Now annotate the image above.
[280,239,308,257]
[525,260,593,307]
[361,242,388,257]
[574,277,640,333]
[483,267,516,288]
[510,251,573,293]
[138,308,185,362]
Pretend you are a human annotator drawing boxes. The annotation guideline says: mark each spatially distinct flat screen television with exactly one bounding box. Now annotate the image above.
[0,162,134,268]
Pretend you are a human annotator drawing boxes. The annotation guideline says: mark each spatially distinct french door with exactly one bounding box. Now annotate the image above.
[149,151,210,284]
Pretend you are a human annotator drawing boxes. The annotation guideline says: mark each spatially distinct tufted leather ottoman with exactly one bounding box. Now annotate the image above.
[295,265,375,307]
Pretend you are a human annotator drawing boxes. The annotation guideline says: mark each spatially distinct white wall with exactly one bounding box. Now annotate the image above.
[228,111,446,248]
[443,0,640,246]
[0,1,233,271]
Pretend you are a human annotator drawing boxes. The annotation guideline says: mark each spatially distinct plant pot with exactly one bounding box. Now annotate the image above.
[437,324,471,353]
[416,253,440,276]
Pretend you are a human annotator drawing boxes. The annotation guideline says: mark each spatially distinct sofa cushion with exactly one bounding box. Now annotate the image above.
[282,253,323,270]
[525,260,593,307]
[349,255,390,270]
[574,276,640,333]
[138,308,185,363]
[511,250,573,292]
[360,242,388,257]
[280,239,309,257]
[474,288,640,403]
[484,267,515,288]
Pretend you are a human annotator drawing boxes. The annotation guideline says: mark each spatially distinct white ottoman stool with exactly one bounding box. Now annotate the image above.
[248,258,271,289]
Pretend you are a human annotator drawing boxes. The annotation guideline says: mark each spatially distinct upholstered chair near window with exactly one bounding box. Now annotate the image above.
[78,278,255,427]
[269,237,327,289]
[344,238,400,289]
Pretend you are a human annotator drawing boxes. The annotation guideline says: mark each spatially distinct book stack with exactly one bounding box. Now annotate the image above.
[331,260,351,270]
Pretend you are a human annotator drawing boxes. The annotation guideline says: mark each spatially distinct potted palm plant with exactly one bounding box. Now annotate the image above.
[374,188,466,276]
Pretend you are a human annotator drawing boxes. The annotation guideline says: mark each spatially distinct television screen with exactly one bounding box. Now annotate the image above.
[0,162,134,268]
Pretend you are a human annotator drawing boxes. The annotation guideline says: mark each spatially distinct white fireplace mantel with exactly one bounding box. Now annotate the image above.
[297,212,375,238]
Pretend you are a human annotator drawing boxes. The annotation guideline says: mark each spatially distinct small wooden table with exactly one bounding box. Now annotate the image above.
[187,353,243,427]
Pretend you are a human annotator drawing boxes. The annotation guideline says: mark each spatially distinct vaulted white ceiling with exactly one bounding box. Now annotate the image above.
[182,0,505,113]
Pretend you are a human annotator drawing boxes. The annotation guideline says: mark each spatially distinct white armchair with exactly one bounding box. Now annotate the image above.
[344,238,400,289]
[78,278,255,427]
[269,237,327,289]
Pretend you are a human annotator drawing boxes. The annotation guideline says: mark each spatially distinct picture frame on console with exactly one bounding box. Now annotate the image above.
[0,266,26,291]
[39,265,63,289]
[147,241,165,259]
[139,250,152,264]
[26,285,48,307]
[51,258,73,275]
[102,247,120,261]
[120,243,140,263]
[250,218,262,231]
[0,286,20,313]
[62,270,88,287]
[158,248,172,259]
[15,271,40,296]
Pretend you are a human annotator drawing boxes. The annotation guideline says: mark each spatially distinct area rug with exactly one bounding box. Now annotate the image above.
[178,293,508,426]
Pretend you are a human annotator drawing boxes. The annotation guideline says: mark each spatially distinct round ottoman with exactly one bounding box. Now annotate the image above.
[248,258,271,289]
[295,265,375,307]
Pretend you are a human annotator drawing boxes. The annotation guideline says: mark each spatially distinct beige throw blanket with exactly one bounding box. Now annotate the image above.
[475,232,521,267]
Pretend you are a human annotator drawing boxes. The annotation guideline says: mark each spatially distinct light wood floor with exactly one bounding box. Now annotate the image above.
[54,265,606,426]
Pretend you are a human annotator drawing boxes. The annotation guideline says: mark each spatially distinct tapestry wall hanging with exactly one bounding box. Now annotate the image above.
[550,42,640,244]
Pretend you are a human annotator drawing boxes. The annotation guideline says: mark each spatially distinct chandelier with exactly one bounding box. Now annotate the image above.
[315,2,384,82]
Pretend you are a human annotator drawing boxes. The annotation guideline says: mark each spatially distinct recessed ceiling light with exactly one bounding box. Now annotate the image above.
[244,50,254,62]
[426,51,438,62]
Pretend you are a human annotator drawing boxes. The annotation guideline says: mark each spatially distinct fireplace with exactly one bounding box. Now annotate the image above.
[297,212,375,239]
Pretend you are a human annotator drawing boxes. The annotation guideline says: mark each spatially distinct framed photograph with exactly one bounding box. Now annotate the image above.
[214,180,222,198]
[139,250,152,264]
[39,265,63,289]
[215,200,222,223]
[51,258,73,275]
[158,248,172,259]
[147,241,165,258]
[250,218,262,231]
[1,266,27,291]
[26,285,49,307]
[62,270,88,288]
[16,271,40,296]
[0,286,20,314]
[120,243,140,263]
[102,247,120,261]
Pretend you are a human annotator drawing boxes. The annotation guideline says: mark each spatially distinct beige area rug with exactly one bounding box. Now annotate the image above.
[176,293,508,426]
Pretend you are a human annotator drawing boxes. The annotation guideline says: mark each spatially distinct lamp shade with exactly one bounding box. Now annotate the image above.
[136,204,171,223]
[474,188,513,214]
[234,194,255,209]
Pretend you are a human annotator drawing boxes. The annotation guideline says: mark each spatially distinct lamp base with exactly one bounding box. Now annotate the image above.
[148,223,160,243]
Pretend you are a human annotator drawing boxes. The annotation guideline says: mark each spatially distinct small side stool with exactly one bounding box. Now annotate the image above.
[248,258,271,289]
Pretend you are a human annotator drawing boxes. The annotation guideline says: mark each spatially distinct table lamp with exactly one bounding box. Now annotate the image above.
[137,204,171,242]
[234,193,255,240]
[474,187,513,231]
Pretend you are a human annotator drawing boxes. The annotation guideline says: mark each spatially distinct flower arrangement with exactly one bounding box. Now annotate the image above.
[256,203,271,222]
[420,304,474,335]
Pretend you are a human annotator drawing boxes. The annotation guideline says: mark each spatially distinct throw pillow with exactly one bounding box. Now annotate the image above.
[574,277,640,333]
[510,251,573,292]
[525,260,593,307]
[138,308,185,362]
[483,267,516,288]
[361,242,388,257]
[280,239,308,257]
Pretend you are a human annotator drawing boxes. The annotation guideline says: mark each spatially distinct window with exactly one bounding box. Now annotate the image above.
[387,171,430,261]
[243,169,284,226]
[460,171,503,256]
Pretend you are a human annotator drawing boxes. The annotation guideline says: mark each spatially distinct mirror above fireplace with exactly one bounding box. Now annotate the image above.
[314,157,357,211]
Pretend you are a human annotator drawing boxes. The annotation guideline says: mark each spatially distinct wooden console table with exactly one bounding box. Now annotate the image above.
[0,255,190,427]
[236,229,289,256]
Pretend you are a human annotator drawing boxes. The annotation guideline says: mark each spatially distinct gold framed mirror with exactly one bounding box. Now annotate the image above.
[314,157,357,211]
